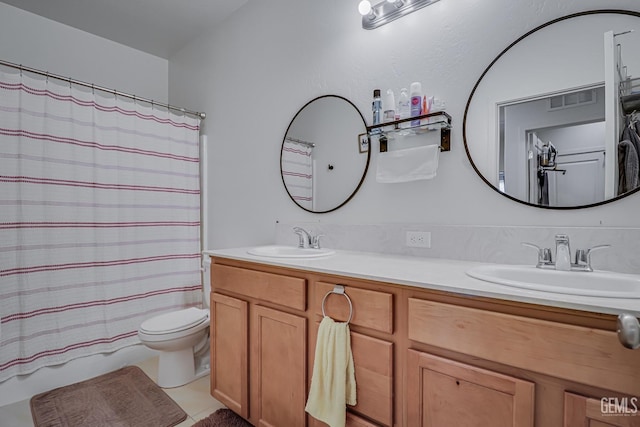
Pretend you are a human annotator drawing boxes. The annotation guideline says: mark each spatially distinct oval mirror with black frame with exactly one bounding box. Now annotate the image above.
[464,10,640,209]
[281,95,370,213]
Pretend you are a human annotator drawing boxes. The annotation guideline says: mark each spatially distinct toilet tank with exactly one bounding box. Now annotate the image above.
[201,254,212,308]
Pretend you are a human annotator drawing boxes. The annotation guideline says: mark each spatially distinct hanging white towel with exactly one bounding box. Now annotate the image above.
[305,316,356,427]
[376,144,440,183]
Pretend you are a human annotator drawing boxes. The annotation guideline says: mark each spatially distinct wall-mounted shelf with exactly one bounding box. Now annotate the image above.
[366,111,452,153]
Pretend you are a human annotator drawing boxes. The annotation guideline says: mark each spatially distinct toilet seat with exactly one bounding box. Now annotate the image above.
[140,307,208,335]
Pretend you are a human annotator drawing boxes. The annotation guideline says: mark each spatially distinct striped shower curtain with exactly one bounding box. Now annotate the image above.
[0,68,202,381]
[281,140,313,210]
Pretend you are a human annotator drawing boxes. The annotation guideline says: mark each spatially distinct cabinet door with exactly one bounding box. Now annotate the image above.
[210,292,249,418]
[564,392,640,427]
[252,305,307,427]
[407,350,534,427]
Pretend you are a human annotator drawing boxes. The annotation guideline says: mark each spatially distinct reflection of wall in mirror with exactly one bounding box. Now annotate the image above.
[312,109,365,210]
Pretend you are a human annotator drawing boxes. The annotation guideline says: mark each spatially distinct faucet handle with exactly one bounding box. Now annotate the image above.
[311,234,324,249]
[522,242,553,267]
[575,244,611,271]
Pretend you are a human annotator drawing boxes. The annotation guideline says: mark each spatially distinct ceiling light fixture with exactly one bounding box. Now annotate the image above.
[359,0,441,30]
[358,0,376,20]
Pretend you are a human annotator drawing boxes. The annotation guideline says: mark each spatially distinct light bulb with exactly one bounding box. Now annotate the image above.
[358,0,372,16]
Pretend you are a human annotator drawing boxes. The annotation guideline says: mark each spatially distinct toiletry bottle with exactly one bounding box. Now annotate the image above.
[421,95,429,126]
[397,88,410,129]
[372,89,382,126]
[410,82,422,126]
[383,89,395,123]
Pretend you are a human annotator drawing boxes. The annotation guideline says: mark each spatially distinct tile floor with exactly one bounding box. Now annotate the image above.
[0,356,226,426]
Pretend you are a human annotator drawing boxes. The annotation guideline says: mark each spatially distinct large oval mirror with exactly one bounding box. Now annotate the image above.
[281,95,370,213]
[464,10,640,209]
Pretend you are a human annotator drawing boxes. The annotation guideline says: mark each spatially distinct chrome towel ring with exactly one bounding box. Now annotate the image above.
[321,285,353,324]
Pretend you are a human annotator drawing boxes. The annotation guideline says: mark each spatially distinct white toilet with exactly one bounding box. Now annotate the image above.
[138,258,212,388]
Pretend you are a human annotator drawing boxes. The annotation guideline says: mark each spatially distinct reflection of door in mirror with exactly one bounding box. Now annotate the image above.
[525,126,605,207]
[500,86,606,206]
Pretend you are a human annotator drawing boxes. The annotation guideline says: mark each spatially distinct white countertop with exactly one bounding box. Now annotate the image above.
[204,247,640,317]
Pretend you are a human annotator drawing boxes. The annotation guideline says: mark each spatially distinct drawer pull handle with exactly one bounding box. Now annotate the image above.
[617,313,640,349]
[321,285,353,324]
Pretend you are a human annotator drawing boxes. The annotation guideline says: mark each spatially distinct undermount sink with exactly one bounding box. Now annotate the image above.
[247,245,335,259]
[466,264,640,298]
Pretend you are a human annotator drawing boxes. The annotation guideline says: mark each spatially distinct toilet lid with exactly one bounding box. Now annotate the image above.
[140,307,208,335]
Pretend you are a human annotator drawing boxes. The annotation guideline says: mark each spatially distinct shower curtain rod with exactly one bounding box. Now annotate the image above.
[0,59,206,120]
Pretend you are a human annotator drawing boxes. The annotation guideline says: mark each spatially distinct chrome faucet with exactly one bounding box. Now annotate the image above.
[293,227,324,249]
[554,234,572,271]
[523,234,610,272]
[293,227,312,248]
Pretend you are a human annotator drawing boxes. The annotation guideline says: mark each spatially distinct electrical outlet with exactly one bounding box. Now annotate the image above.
[406,231,431,248]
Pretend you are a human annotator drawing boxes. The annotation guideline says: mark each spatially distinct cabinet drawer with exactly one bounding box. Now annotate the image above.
[408,298,640,396]
[315,282,393,333]
[311,412,382,427]
[346,413,382,427]
[211,264,306,311]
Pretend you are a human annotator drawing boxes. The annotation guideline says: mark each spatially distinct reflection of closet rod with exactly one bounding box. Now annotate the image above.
[285,136,315,148]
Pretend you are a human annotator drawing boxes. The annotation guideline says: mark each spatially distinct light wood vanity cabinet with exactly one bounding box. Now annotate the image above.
[210,263,308,427]
[209,257,640,427]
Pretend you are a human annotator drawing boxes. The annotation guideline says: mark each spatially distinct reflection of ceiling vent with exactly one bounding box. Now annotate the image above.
[548,89,596,110]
